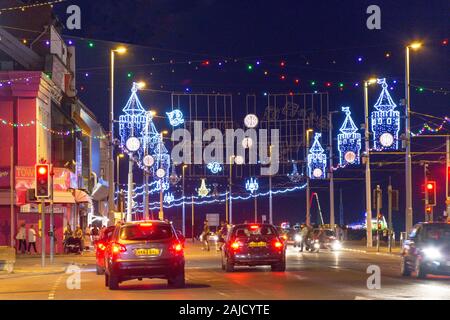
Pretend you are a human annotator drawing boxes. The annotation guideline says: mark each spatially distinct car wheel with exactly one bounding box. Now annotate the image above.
[108,273,119,290]
[168,268,185,288]
[271,260,286,272]
[400,257,411,277]
[415,260,427,279]
[225,257,234,272]
[96,265,105,275]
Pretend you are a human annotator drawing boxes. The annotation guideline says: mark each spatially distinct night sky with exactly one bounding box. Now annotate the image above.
[52,0,449,231]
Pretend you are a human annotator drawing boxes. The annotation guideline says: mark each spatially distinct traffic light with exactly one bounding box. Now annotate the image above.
[35,164,50,198]
[426,206,432,214]
[426,181,436,206]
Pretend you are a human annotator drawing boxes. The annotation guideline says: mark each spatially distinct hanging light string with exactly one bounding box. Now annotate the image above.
[0,0,66,13]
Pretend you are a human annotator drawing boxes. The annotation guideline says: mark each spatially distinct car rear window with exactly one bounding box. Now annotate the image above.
[424,225,450,241]
[120,224,173,241]
[233,225,277,238]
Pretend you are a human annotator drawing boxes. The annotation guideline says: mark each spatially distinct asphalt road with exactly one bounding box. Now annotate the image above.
[1,244,449,300]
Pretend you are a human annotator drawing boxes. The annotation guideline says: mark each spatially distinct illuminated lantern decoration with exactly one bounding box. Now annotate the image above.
[207,162,223,174]
[164,192,174,204]
[119,83,147,149]
[307,133,327,179]
[197,179,210,198]
[371,78,400,150]
[337,107,361,165]
[287,162,304,183]
[245,178,259,194]
[166,109,184,127]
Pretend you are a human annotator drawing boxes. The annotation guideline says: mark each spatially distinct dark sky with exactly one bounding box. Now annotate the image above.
[52,0,449,230]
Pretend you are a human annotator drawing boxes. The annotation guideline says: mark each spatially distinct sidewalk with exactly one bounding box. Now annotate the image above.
[342,240,402,257]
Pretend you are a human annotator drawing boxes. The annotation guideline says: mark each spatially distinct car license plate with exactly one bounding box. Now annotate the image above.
[135,248,160,256]
[249,241,266,248]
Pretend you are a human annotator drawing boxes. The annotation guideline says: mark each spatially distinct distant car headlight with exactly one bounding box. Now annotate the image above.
[332,241,342,251]
[422,247,442,260]
[314,242,320,249]
[294,234,302,242]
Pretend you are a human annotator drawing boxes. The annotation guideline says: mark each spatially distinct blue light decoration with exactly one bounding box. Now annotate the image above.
[207,161,223,174]
[371,78,400,150]
[119,83,147,148]
[164,193,174,204]
[307,133,327,179]
[245,178,259,194]
[287,162,304,183]
[166,109,184,127]
[337,107,361,165]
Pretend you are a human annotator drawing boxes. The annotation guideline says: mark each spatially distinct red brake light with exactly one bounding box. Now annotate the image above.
[112,243,126,254]
[140,223,153,227]
[274,240,283,248]
[174,243,183,252]
[250,225,259,230]
[231,241,240,250]
[170,241,184,255]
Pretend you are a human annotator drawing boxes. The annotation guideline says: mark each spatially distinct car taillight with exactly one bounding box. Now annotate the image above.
[273,240,283,249]
[112,243,126,254]
[170,241,184,254]
[231,241,241,250]
[250,225,259,230]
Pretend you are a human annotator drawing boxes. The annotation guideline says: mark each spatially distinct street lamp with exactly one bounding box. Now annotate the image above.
[364,77,377,248]
[306,128,314,226]
[405,42,422,233]
[109,46,127,225]
[116,153,125,193]
[182,164,188,236]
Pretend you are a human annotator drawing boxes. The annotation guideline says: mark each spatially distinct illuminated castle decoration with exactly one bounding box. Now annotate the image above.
[371,78,400,150]
[307,133,327,179]
[119,82,147,148]
[337,107,361,165]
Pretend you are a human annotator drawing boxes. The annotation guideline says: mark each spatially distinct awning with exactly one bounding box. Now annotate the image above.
[53,191,76,204]
[73,189,91,203]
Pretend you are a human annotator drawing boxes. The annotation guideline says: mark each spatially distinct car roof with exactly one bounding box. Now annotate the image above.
[121,220,171,226]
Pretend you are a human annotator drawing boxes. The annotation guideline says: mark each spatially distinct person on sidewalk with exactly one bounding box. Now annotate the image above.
[201,219,210,251]
[16,224,27,254]
[84,225,91,251]
[27,225,37,254]
[74,225,83,253]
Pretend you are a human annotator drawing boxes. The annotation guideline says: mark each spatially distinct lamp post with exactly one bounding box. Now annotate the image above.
[109,46,127,225]
[328,111,339,229]
[182,164,187,236]
[116,153,124,193]
[159,131,168,220]
[306,129,314,226]
[405,42,422,233]
[229,155,235,225]
[364,78,377,247]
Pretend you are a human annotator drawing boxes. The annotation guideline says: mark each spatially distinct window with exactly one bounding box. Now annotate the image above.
[120,224,173,241]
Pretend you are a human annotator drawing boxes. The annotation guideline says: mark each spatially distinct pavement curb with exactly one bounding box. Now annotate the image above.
[342,247,401,258]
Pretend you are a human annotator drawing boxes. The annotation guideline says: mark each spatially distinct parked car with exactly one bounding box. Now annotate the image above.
[401,222,450,279]
[221,223,286,272]
[104,220,185,290]
[95,226,116,275]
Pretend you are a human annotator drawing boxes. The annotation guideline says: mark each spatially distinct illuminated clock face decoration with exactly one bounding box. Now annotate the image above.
[312,168,323,179]
[344,151,357,164]
[244,114,259,128]
[379,133,394,147]
[143,155,154,167]
[156,168,166,178]
[126,137,141,152]
[234,155,244,165]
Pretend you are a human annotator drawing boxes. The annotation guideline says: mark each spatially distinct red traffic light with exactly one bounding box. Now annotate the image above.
[37,166,48,175]
[426,183,434,190]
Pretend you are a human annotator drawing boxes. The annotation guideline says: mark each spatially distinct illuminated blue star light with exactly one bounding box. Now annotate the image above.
[337,107,361,165]
[207,162,223,174]
[245,177,259,194]
[307,133,327,179]
[166,109,184,127]
[371,78,400,150]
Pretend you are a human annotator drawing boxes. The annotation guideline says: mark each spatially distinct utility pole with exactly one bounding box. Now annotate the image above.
[424,163,429,222]
[388,177,393,253]
[40,199,45,267]
[339,188,344,226]
[191,195,195,243]
[364,79,376,248]
[306,129,313,226]
[49,166,54,264]
[269,145,273,224]
[329,112,337,229]
[10,146,14,248]
[143,169,149,220]
[375,185,381,252]
[182,165,187,236]
[254,195,258,223]
[229,157,233,225]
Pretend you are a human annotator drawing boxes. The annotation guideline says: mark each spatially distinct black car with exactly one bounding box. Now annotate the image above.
[401,222,450,278]
[104,220,185,290]
[221,223,286,272]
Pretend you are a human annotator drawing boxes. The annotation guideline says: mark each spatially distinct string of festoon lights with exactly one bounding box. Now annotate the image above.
[0,0,66,13]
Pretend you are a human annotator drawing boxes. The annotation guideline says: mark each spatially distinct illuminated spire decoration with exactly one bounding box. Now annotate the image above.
[119,82,147,147]
[164,192,174,204]
[287,162,304,183]
[337,107,361,165]
[197,179,210,198]
[307,133,327,179]
[371,78,400,150]
[245,178,259,194]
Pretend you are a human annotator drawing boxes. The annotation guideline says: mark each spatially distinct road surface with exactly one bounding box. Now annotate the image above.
[1,244,449,300]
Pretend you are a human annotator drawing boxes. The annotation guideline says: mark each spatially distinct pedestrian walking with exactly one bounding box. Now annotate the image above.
[84,225,92,251]
[16,223,27,254]
[74,225,83,253]
[27,225,37,254]
[201,219,210,251]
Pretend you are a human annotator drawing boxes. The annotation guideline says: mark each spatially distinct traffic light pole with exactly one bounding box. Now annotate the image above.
[40,199,45,268]
[376,185,381,252]
[388,177,393,253]
[424,163,430,222]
